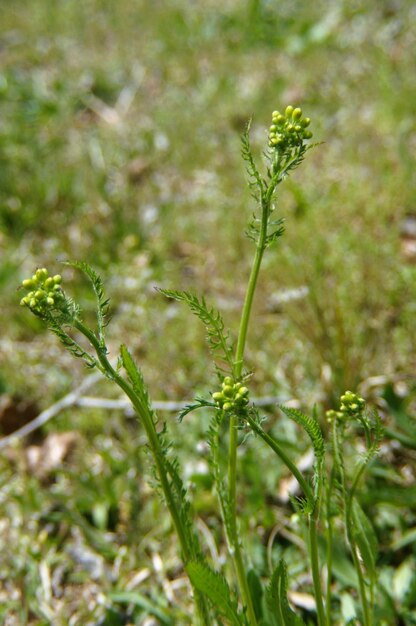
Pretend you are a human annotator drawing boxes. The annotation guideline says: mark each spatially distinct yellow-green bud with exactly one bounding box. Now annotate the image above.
[20,297,29,306]
[35,290,46,300]
[269,125,277,132]
[295,125,302,132]
[45,277,54,289]
[303,130,313,139]
[22,279,36,289]
[238,386,249,396]
[35,268,48,281]
[223,385,234,398]
[212,392,223,402]
[293,107,302,120]
[277,115,285,125]
[272,110,280,118]
[285,105,294,118]
[287,124,295,132]
[223,402,232,412]
[53,274,62,284]
[270,137,279,145]
[47,297,54,306]
[30,298,37,308]
[301,117,311,127]
[223,377,233,386]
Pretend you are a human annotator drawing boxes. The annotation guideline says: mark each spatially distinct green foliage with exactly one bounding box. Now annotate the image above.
[66,261,110,348]
[159,289,234,374]
[265,560,305,626]
[186,561,244,626]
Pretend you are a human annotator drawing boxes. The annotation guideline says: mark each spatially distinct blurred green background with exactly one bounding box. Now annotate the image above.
[1,1,415,624]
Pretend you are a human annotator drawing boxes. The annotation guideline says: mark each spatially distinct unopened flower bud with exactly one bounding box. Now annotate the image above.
[293,108,302,120]
[46,297,54,306]
[22,279,36,289]
[301,117,311,127]
[223,377,233,386]
[35,268,48,281]
[45,277,54,289]
[53,274,62,284]
[223,402,232,412]
[212,392,223,402]
[285,105,294,118]
[223,385,234,398]
[35,290,46,300]
[303,130,313,139]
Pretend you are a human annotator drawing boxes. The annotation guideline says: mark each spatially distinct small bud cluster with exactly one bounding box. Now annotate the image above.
[212,377,249,413]
[326,391,366,423]
[20,268,64,313]
[268,106,312,150]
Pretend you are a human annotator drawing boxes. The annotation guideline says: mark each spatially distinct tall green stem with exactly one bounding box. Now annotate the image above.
[226,195,269,624]
[309,511,326,626]
[246,414,326,626]
[73,320,211,626]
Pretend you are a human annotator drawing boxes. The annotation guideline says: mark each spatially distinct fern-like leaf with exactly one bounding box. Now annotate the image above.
[65,261,110,347]
[186,561,244,626]
[178,397,216,422]
[278,406,325,463]
[266,560,305,626]
[241,119,266,203]
[158,289,234,373]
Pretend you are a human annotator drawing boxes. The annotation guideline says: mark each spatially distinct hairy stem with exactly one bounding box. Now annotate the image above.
[73,319,211,625]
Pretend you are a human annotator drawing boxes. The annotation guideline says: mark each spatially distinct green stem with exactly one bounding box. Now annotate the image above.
[246,414,326,626]
[73,320,211,626]
[333,419,371,626]
[325,473,335,626]
[309,512,326,626]
[225,191,270,624]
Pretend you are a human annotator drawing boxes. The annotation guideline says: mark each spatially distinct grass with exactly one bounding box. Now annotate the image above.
[1,1,416,624]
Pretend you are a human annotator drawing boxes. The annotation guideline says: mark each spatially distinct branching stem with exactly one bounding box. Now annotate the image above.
[73,319,211,626]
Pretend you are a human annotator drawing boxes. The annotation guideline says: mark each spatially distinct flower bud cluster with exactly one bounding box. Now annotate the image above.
[20,268,64,313]
[212,377,249,412]
[326,390,366,423]
[268,105,312,150]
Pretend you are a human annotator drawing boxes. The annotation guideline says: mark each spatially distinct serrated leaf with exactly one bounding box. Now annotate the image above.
[120,344,152,412]
[65,261,110,347]
[278,406,325,463]
[158,289,234,373]
[266,560,305,626]
[178,397,216,422]
[186,561,243,625]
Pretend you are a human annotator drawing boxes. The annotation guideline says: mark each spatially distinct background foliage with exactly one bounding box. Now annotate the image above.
[0,1,415,624]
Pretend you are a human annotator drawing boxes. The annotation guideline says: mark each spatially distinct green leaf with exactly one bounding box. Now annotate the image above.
[186,561,243,625]
[178,396,216,422]
[65,260,110,347]
[158,289,234,373]
[247,569,264,621]
[109,591,173,624]
[120,344,153,413]
[266,560,305,626]
[278,406,325,463]
[351,500,378,580]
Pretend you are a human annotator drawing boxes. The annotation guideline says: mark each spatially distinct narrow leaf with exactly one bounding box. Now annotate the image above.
[159,289,234,372]
[186,561,243,626]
